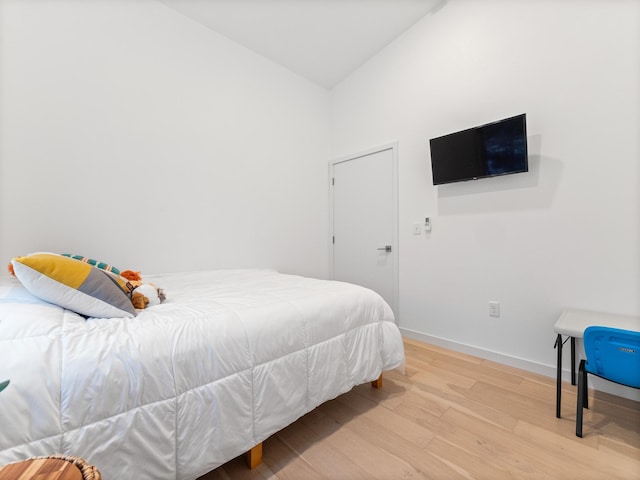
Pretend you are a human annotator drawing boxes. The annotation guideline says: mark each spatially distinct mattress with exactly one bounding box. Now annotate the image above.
[0,269,405,479]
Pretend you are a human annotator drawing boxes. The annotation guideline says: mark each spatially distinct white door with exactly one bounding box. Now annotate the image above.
[330,144,398,319]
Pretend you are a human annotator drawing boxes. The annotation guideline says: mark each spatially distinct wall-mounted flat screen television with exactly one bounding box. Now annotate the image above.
[429,113,528,185]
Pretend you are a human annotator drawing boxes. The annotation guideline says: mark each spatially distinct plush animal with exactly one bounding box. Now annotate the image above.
[131,283,166,309]
[121,270,166,309]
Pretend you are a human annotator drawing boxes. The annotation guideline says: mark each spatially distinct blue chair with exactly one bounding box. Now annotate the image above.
[576,326,640,437]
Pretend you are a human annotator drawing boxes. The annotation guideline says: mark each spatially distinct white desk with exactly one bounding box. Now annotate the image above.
[553,308,640,418]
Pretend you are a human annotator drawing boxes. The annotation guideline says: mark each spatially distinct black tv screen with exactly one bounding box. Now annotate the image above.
[429,114,528,185]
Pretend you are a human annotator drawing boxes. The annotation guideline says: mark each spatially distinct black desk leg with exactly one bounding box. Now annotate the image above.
[555,333,562,418]
[570,337,576,385]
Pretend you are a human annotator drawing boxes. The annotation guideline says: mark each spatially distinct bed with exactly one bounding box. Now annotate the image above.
[0,268,405,479]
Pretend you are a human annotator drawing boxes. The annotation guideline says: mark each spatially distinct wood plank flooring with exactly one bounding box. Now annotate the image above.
[200,338,640,479]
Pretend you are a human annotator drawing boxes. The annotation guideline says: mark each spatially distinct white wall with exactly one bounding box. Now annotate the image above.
[0,0,329,278]
[329,0,640,390]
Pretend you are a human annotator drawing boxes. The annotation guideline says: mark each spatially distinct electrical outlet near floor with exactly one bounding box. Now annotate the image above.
[489,301,500,317]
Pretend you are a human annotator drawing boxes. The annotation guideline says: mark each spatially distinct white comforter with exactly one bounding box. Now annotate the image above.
[0,269,404,479]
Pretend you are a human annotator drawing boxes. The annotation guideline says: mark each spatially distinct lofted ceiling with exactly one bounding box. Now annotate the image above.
[159,0,446,89]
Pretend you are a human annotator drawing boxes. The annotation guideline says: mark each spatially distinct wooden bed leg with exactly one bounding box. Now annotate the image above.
[246,443,262,469]
[371,374,383,389]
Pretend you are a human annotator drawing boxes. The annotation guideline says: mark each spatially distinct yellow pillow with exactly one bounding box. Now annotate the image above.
[11,253,136,318]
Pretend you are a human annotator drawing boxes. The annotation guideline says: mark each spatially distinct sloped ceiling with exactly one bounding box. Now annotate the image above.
[159,0,445,89]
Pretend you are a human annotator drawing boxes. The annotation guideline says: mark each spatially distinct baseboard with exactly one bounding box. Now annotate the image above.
[399,327,640,403]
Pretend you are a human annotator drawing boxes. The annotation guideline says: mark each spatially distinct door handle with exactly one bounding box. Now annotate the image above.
[377,245,392,252]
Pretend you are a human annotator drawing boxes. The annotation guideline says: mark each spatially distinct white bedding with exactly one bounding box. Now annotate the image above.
[0,269,404,479]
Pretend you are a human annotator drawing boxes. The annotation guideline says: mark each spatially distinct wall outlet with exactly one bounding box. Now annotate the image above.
[489,301,500,317]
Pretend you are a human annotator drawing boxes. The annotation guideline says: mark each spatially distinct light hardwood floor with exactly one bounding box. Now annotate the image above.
[201,338,640,479]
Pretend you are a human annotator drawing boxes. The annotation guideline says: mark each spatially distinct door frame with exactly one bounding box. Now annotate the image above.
[328,142,399,320]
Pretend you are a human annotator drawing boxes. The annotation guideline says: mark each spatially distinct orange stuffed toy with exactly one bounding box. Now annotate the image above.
[120,270,166,309]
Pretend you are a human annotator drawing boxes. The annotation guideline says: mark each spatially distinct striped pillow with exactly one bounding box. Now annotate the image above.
[11,253,136,318]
